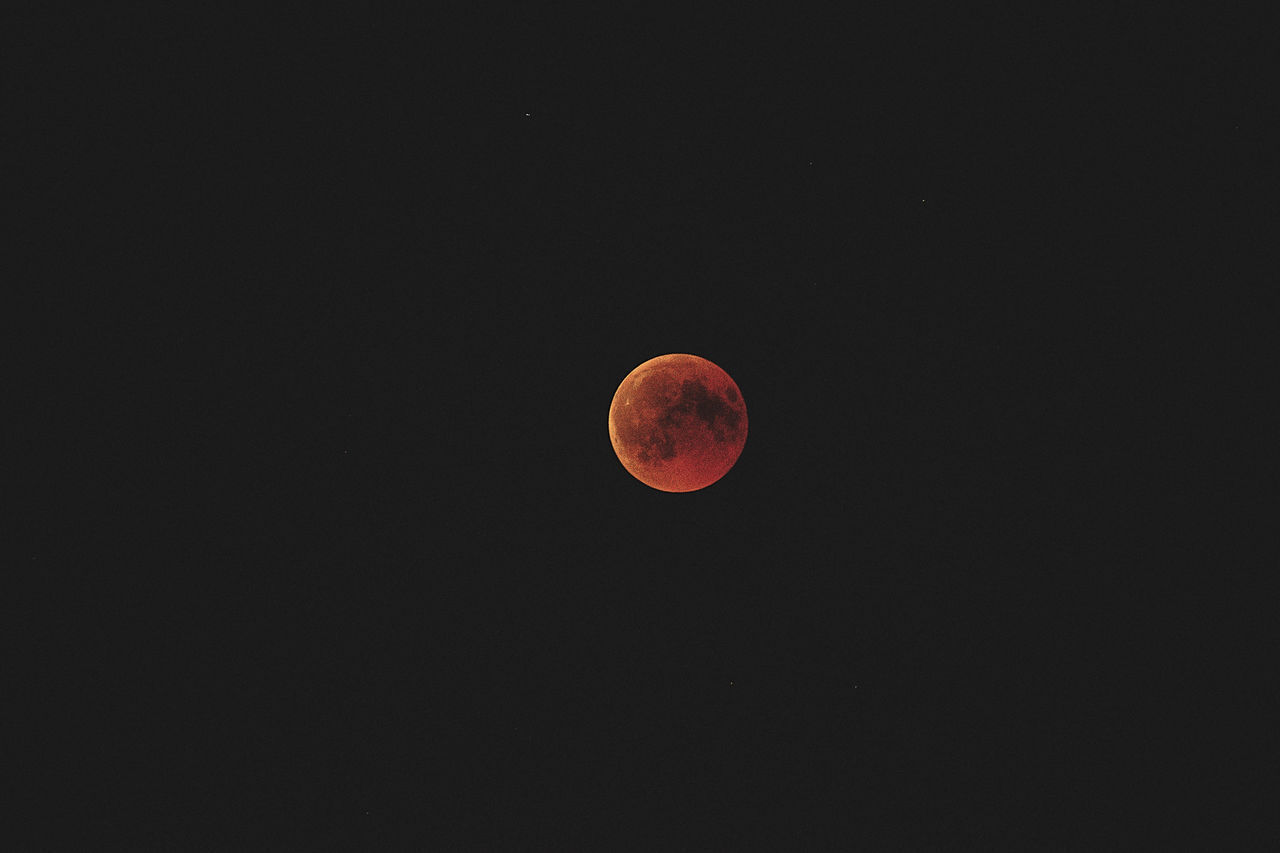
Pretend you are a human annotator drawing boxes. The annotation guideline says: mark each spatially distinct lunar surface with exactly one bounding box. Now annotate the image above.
[608,353,748,492]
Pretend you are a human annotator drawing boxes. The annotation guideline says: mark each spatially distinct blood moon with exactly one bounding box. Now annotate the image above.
[608,354,748,492]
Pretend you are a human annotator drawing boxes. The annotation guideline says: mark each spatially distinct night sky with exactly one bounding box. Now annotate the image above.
[11,5,1267,849]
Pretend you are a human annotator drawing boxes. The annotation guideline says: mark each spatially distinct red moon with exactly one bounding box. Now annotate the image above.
[609,353,748,492]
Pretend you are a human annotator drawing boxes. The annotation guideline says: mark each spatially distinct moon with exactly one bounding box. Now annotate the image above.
[608,353,748,492]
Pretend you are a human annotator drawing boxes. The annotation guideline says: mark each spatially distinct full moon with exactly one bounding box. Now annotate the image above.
[608,353,748,492]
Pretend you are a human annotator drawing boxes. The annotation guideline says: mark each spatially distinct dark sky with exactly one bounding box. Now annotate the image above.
[11,4,1268,850]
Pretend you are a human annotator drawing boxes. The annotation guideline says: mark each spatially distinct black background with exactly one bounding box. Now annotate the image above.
[9,4,1271,850]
